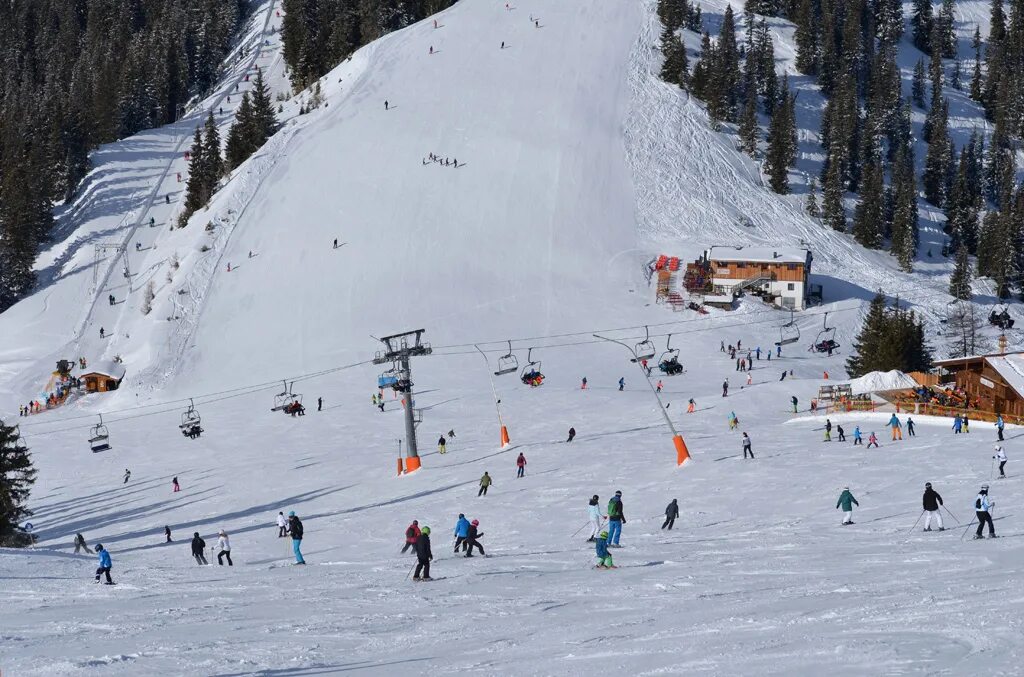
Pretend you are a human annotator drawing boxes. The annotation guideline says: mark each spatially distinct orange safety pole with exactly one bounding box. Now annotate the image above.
[405,456,422,473]
[500,425,510,448]
[673,434,690,465]
[397,457,404,476]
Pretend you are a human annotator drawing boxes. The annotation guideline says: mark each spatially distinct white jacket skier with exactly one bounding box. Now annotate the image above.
[587,495,604,541]
[994,445,1008,478]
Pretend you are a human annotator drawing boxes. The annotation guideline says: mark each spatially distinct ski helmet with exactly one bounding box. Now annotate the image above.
[288,511,296,517]
[471,520,479,526]
[592,494,599,500]
[458,513,465,518]
[421,526,431,535]
[925,482,932,488]
[95,543,103,550]
[600,531,609,538]
[981,484,989,491]
[615,490,622,496]
[843,486,849,490]
[995,444,1001,451]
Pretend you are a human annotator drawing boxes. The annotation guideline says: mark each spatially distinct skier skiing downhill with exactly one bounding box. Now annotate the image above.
[414,526,433,580]
[516,453,527,478]
[594,531,616,569]
[907,418,916,436]
[217,530,233,566]
[478,472,492,496]
[277,511,288,537]
[722,379,729,397]
[607,491,625,547]
[464,520,485,557]
[191,532,208,565]
[867,432,879,448]
[836,487,859,525]
[922,483,944,531]
[618,377,625,391]
[853,426,863,445]
[994,444,1007,478]
[824,419,832,442]
[94,544,114,584]
[454,514,470,552]
[973,485,997,539]
[662,499,679,529]
[742,432,753,459]
[587,495,604,541]
[566,427,576,443]
[401,520,420,553]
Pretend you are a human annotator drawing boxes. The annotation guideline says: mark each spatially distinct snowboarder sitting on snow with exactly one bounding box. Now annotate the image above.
[192,532,208,564]
[453,514,470,552]
[414,526,433,580]
[94,544,114,584]
[595,531,616,569]
[465,519,485,557]
[836,487,859,525]
[402,520,420,553]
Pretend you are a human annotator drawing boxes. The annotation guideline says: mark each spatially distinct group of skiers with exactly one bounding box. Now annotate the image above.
[837,482,1000,539]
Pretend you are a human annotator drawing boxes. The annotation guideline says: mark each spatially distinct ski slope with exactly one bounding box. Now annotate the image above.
[2,0,1024,674]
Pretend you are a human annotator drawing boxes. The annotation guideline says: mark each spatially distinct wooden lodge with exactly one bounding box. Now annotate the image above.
[933,352,1024,418]
[81,360,126,393]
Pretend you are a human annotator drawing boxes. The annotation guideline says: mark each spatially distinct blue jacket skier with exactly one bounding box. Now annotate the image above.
[853,426,863,445]
[95,544,114,584]
[453,514,470,552]
[595,531,615,568]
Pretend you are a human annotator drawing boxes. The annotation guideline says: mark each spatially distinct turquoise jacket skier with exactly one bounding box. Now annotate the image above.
[836,489,859,511]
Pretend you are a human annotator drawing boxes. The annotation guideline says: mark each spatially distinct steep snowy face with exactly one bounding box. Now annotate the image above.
[181,0,646,387]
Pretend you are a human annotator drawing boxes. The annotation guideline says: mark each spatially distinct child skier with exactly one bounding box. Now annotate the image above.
[587,495,604,541]
[867,431,879,448]
[994,444,1007,478]
[94,544,114,584]
[453,514,470,552]
[216,530,232,566]
[594,531,616,569]
[464,519,485,557]
[836,487,859,525]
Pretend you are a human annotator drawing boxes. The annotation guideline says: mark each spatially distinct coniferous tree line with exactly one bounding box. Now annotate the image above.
[0,0,248,312]
[0,421,36,547]
[846,293,933,377]
[658,0,1024,286]
[280,0,460,89]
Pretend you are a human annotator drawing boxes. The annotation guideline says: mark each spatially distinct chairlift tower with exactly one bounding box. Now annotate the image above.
[373,329,432,472]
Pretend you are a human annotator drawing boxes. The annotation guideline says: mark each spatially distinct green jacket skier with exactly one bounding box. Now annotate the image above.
[836,487,859,524]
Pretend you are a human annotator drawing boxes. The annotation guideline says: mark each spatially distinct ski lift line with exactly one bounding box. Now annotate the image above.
[14,358,372,434]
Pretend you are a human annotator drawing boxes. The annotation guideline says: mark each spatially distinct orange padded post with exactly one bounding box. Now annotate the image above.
[500,425,510,448]
[397,457,404,476]
[673,434,690,466]
[406,456,422,473]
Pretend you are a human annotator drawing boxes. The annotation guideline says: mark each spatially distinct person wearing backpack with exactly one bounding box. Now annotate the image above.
[973,485,997,539]
[606,491,625,547]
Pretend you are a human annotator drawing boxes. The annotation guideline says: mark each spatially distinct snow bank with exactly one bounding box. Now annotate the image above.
[843,370,918,394]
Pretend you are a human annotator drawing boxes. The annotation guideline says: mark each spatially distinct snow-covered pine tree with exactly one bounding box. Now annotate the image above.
[0,421,36,547]
[912,59,927,109]
[910,0,933,52]
[949,245,974,300]
[852,160,884,248]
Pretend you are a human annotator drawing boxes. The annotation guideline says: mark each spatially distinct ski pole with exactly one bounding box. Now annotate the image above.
[406,563,416,580]
[942,505,961,525]
[960,518,976,541]
[902,511,926,542]
[570,521,592,538]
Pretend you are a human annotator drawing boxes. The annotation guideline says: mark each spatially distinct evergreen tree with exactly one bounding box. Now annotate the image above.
[875,0,904,49]
[822,160,847,231]
[0,421,36,547]
[846,294,933,376]
[660,24,690,87]
[910,0,933,52]
[949,244,973,299]
[765,85,796,193]
[249,71,278,143]
[225,92,255,170]
[806,179,821,217]
[794,0,819,75]
[690,33,715,101]
[202,112,223,189]
[970,26,983,101]
[180,128,207,226]
[945,146,981,252]
[938,0,957,58]
[738,87,760,155]
[889,149,919,271]
[911,59,927,108]
[923,99,953,205]
[852,160,884,248]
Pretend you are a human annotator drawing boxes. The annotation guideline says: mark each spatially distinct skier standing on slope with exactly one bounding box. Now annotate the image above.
[74,532,92,554]
[996,415,1005,441]
[288,512,305,564]
[889,414,903,440]
[837,425,846,442]
[867,432,879,448]
[123,468,131,484]
[438,435,447,454]
[165,525,172,543]
[464,519,485,557]
[594,531,616,569]
[973,485,997,539]
[662,499,679,530]
[217,530,233,566]
[907,418,916,436]
[587,495,604,541]
[277,511,288,537]
[607,491,625,547]
[94,544,114,584]
[952,414,963,434]
[172,476,180,492]
[687,398,696,413]
[618,377,625,391]
[413,526,433,580]
[853,426,863,445]
[836,487,859,524]
[581,377,588,389]
[994,444,1007,478]
[567,426,576,443]
[191,532,208,564]
[922,483,944,531]
[401,520,420,554]
[516,452,527,478]
[454,514,470,552]
[742,432,753,459]
[791,396,798,413]
[478,472,492,496]
[722,379,729,397]
[824,419,832,441]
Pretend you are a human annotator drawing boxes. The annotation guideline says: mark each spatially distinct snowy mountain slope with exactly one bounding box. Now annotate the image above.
[2,1,1024,674]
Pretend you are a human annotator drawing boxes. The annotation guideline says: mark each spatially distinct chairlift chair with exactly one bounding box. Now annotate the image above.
[12,425,27,452]
[810,312,840,353]
[89,415,111,453]
[989,305,1015,330]
[631,326,657,363]
[658,334,684,375]
[180,398,203,439]
[520,348,545,387]
[775,310,800,346]
[271,381,302,413]
[494,340,519,376]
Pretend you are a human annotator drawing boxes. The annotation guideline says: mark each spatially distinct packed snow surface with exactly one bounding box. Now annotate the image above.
[2,0,1024,675]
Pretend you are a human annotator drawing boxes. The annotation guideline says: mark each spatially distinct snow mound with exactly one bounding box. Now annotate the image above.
[843,370,918,394]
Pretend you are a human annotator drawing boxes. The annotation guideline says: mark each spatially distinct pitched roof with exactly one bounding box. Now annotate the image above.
[708,247,809,265]
[81,360,126,380]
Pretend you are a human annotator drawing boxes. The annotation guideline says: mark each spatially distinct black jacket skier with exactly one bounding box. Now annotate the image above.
[289,515,304,540]
[465,521,485,557]
[662,499,679,529]
[414,528,433,580]
[191,533,208,565]
[923,486,943,511]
